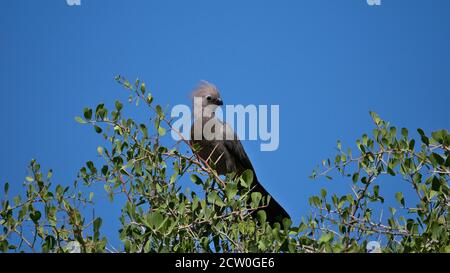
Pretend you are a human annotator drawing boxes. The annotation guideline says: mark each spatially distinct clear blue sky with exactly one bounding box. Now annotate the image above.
[1,0,449,248]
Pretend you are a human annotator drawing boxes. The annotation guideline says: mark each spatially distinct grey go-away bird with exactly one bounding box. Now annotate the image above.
[189,81,290,225]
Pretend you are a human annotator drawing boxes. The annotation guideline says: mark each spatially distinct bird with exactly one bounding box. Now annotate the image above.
[189,81,290,225]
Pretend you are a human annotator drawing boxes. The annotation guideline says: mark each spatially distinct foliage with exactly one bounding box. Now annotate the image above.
[1,77,448,252]
[0,159,105,253]
[309,112,449,252]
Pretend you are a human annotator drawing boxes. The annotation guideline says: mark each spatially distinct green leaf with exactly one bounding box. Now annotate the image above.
[101,165,108,176]
[320,188,327,198]
[115,100,123,111]
[123,80,132,90]
[93,217,102,240]
[47,169,53,179]
[395,192,405,207]
[362,134,368,145]
[401,127,408,138]
[282,218,292,229]
[30,211,41,224]
[147,211,164,228]
[124,240,131,253]
[309,196,321,207]
[430,153,444,165]
[43,235,56,253]
[318,232,333,244]
[75,116,86,124]
[417,128,425,136]
[86,161,96,173]
[251,192,262,207]
[409,139,415,150]
[225,182,238,200]
[431,176,442,192]
[431,130,445,144]
[389,127,397,138]
[387,166,395,176]
[158,126,166,136]
[373,185,380,197]
[147,212,164,229]
[190,174,203,185]
[417,128,429,146]
[155,105,163,117]
[95,103,107,120]
[257,210,267,223]
[240,169,254,188]
[139,124,149,138]
[146,94,153,104]
[94,125,102,134]
[389,207,396,215]
[83,108,92,120]
[97,146,103,155]
[140,83,146,94]
[207,191,225,207]
[352,172,359,183]
[369,111,381,125]
[25,176,34,182]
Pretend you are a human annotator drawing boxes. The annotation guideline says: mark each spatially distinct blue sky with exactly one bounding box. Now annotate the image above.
[1,0,449,248]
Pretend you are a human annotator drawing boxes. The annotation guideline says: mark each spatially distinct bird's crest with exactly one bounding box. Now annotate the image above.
[191,80,220,99]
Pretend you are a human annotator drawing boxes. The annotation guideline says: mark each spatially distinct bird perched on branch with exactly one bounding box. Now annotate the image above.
[189,81,290,225]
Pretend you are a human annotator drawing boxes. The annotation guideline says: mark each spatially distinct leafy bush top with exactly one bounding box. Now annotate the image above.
[1,77,448,253]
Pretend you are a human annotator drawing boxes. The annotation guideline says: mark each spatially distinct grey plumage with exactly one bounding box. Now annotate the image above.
[189,81,290,225]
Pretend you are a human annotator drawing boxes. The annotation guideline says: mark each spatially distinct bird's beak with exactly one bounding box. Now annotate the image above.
[215,98,223,106]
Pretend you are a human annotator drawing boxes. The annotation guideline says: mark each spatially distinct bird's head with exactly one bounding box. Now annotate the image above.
[191,80,223,118]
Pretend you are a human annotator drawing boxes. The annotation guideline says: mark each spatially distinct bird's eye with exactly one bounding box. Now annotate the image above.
[206,95,212,101]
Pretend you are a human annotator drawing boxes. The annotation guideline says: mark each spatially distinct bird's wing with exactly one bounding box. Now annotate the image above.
[220,122,255,173]
[195,119,290,224]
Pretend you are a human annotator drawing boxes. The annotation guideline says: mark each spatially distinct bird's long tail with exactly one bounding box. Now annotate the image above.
[250,175,290,225]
